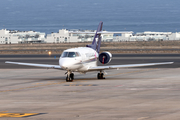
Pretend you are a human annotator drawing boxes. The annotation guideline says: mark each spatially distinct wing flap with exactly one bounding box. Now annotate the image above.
[5,61,62,69]
[88,62,173,71]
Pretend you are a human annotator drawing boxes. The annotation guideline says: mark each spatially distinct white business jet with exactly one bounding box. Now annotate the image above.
[5,22,173,82]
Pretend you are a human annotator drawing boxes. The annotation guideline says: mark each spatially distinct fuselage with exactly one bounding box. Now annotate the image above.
[59,47,99,72]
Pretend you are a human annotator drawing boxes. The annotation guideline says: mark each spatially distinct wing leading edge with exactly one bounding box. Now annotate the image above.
[88,62,174,71]
[5,61,62,69]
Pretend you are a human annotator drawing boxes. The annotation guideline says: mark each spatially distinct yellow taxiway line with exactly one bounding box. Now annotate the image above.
[0,112,39,118]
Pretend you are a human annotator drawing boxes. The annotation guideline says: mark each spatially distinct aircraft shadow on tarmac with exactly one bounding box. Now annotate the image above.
[10,76,139,81]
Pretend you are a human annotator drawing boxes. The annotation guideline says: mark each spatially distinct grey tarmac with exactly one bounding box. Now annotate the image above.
[0,54,180,119]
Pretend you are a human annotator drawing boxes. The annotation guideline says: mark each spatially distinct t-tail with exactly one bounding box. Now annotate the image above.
[86,21,103,53]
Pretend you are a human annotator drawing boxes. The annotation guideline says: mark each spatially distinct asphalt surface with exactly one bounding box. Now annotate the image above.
[1,68,180,119]
[0,54,180,119]
[0,54,179,69]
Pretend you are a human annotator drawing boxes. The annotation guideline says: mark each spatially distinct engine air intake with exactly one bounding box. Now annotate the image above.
[99,52,112,64]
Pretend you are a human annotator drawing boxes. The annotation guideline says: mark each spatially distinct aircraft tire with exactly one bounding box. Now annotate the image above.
[70,73,74,80]
[66,75,73,82]
[97,73,105,79]
[66,76,69,82]
[97,73,101,79]
[101,73,105,79]
[66,73,74,82]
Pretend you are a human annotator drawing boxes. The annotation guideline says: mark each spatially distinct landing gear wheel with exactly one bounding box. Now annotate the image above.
[97,73,105,79]
[101,73,105,79]
[66,76,70,82]
[97,73,101,79]
[66,73,74,82]
[70,73,74,80]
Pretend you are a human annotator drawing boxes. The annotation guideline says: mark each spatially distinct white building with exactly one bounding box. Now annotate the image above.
[71,30,114,42]
[102,34,114,42]
[113,31,180,41]
[46,29,80,43]
[0,29,45,44]
[130,32,172,41]
[12,31,45,43]
[1,28,180,44]
[0,29,19,44]
[113,32,133,41]
[46,29,114,43]
[169,32,180,40]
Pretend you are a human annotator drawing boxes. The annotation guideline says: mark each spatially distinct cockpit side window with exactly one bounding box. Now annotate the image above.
[61,52,68,57]
[68,52,76,57]
[61,52,80,58]
[75,52,81,57]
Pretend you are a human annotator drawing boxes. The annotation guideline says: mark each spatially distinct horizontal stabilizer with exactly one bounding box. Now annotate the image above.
[69,32,96,34]
[69,31,133,34]
[97,31,133,34]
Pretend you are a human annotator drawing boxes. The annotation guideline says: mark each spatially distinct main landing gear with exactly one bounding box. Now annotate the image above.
[66,71,74,82]
[65,71,105,82]
[97,71,105,79]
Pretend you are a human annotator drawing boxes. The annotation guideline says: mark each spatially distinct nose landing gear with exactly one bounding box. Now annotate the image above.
[66,71,74,82]
[97,71,105,79]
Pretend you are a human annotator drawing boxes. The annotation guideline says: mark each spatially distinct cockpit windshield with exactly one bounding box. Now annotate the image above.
[61,52,80,58]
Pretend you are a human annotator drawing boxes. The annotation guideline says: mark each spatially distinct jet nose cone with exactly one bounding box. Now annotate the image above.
[59,58,81,70]
[60,59,69,69]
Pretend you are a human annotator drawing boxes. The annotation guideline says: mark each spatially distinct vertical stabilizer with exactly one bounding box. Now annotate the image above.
[86,21,103,53]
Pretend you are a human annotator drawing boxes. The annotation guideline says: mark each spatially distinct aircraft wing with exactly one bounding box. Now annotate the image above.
[5,61,62,69]
[88,62,173,71]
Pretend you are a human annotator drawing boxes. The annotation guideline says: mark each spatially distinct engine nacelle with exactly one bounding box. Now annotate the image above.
[99,52,112,64]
